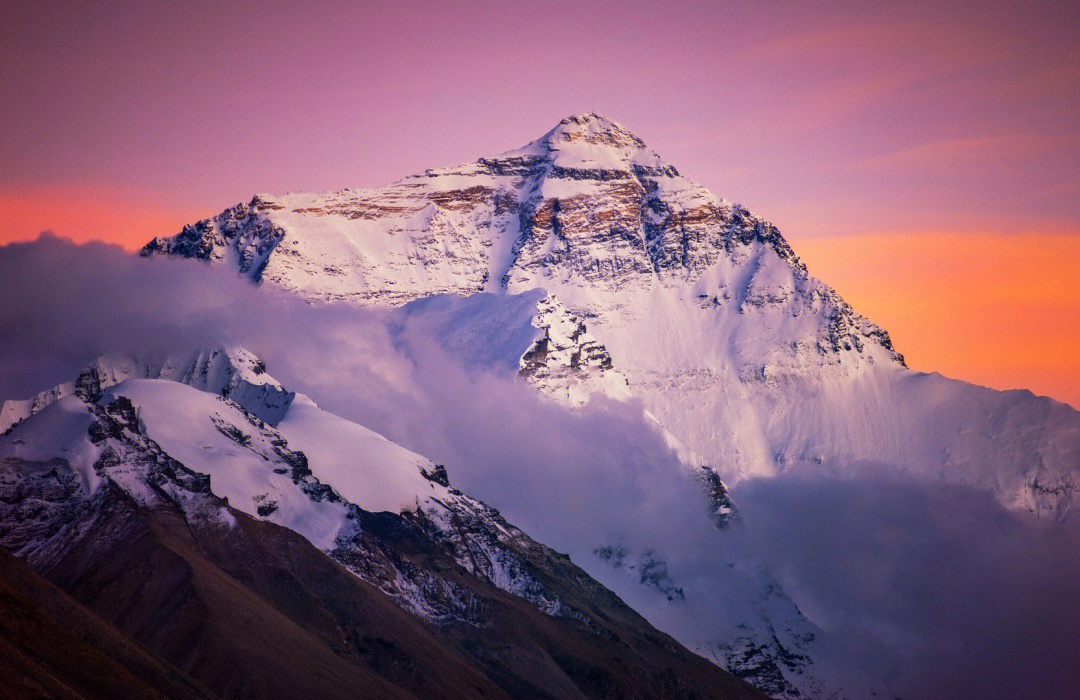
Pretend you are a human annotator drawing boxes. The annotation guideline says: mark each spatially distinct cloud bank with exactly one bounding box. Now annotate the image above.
[3,234,1079,698]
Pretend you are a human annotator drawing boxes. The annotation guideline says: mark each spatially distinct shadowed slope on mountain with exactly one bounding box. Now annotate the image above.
[0,365,763,699]
[0,547,212,700]
[39,484,487,700]
[30,481,760,700]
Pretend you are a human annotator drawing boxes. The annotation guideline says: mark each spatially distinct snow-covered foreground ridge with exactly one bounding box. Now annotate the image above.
[0,349,646,639]
[1,344,822,695]
[143,112,1080,520]
[0,348,799,696]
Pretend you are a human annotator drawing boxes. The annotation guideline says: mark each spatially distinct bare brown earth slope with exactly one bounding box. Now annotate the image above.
[0,547,211,700]
[8,479,762,699]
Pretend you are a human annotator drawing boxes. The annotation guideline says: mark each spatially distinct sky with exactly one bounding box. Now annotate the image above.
[2,0,1078,406]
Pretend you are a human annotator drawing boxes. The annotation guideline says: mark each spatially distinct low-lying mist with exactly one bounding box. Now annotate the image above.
[3,234,1078,698]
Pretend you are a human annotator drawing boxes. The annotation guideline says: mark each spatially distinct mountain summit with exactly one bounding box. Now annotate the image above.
[132,114,1080,696]
[508,112,672,172]
[142,113,900,370]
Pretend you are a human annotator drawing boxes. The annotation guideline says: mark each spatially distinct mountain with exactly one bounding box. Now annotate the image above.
[6,112,1076,697]
[135,112,1080,695]
[0,547,213,700]
[0,349,762,699]
[141,112,1078,517]
[140,112,899,374]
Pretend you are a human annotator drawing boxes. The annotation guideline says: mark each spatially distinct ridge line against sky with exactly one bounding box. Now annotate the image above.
[1,1,1078,407]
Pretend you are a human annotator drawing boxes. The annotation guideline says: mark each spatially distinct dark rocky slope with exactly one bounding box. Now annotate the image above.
[20,484,761,699]
[0,547,211,700]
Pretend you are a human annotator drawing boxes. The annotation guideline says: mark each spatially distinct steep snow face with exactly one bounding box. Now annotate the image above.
[141,112,1079,518]
[142,113,899,380]
[97,376,456,546]
[274,394,444,515]
[0,395,103,496]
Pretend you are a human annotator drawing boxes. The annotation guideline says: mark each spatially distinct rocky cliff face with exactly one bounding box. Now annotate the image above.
[0,354,761,699]
[128,112,1080,696]
[141,113,901,376]
[518,292,630,405]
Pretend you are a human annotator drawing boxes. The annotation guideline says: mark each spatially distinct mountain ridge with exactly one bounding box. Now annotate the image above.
[7,113,1077,697]
[0,352,763,699]
[140,112,903,378]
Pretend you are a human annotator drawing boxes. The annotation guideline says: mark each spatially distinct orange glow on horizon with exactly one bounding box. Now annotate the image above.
[0,185,201,249]
[2,187,1076,409]
[794,230,1080,409]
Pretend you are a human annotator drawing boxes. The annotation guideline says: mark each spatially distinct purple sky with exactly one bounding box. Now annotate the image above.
[2,0,1078,405]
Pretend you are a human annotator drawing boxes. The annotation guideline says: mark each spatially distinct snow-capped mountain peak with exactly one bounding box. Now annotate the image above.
[135,111,1080,522]
[502,111,671,174]
[128,113,1080,695]
[141,113,902,380]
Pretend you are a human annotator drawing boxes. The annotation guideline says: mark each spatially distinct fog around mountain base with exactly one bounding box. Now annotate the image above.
[3,234,1078,698]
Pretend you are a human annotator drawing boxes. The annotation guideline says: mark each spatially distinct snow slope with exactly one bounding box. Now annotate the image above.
[137,113,1080,694]
[0,354,658,634]
[142,112,1079,519]
[0,346,293,433]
